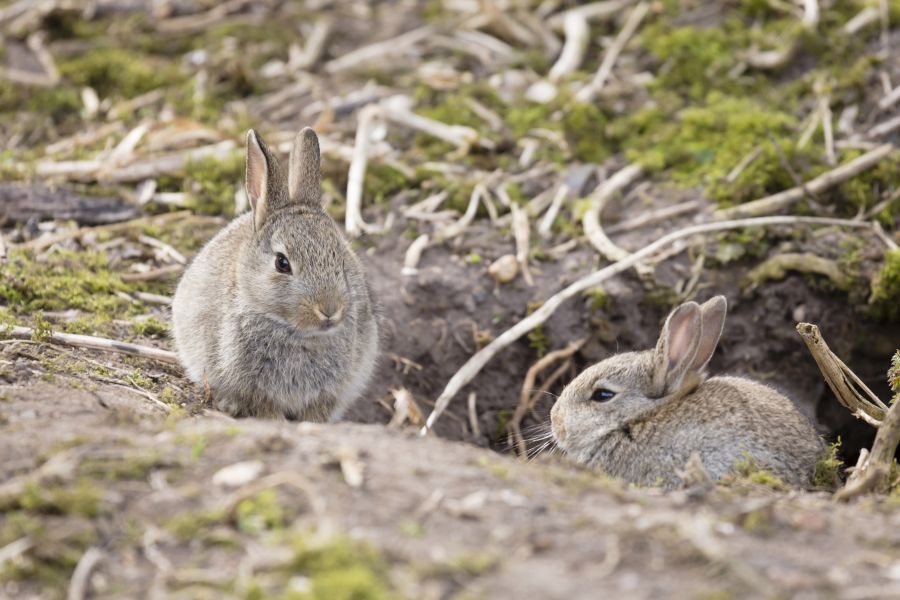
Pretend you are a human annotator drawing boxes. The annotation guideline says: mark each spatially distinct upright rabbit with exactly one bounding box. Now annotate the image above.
[550,296,823,488]
[172,128,378,421]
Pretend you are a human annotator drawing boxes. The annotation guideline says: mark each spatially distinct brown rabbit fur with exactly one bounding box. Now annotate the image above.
[550,296,823,488]
[172,128,378,421]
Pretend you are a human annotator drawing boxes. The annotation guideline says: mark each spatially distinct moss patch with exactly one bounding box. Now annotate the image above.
[278,535,397,600]
[813,439,844,490]
[180,152,245,217]
[17,480,102,518]
[726,455,789,491]
[0,248,131,316]
[58,47,185,99]
[870,250,900,322]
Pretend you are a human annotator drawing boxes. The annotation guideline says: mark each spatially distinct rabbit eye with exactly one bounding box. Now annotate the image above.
[274,252,292,274]
[591,388,616,402]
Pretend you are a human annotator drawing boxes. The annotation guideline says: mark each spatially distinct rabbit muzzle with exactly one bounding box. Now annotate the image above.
[550,401,567,445]
[312,299,345,331]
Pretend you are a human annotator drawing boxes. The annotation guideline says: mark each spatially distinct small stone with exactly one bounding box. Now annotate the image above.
[488,254,519,284]
[525,80,557,104]
[212,460,264,488]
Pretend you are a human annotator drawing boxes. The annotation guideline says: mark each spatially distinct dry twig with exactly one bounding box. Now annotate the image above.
[548,11,589,82]
[6,326,179,364]
[714,144,895,219]
[583,163,643,263]
[575,2,650,102]
[68,547,105,600]
[797,324,900,500]
[796,323,887,428]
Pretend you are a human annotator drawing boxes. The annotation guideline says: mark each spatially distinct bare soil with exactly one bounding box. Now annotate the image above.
[4,380,900,600]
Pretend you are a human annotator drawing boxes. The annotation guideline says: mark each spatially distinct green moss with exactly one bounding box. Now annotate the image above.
[446,552,499,577]
[560,102,609,163]
[642,23,752,101]
[165,509,226,539]
[132,317,169,337]
[287,535,395,600]
[527,324,550,357]
[728,455,789,491]
[713,228,770,265]
[59,47,185,98]
[18,480,102,517]
[813,439,844,489]
[870,250,900,322]
[365,165,412,204]
[61,314,114,335]
[585,287,609,312]
[181,153,244,216]
[79,451,166,481]
[31,313,53,342]
[236,490,284,534]
[835,149,900,212]
[0,81,82,122]
[619,93,805,204]
[191,436,207,460]
[476,456,511,481]
[0,249,132,317]
[398,520,425,538]
[126,368,154,390]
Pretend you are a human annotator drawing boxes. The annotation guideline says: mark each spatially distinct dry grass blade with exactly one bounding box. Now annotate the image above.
[422,216,882,432]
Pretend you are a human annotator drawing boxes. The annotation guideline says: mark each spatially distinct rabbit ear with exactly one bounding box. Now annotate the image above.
[689,295,727,372]
[653,302,702,394]
[288,127,322,206]
[246,129,280,230]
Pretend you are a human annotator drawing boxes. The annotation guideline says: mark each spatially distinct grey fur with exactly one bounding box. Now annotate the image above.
[550,296,823,488]
[172,128,378,421]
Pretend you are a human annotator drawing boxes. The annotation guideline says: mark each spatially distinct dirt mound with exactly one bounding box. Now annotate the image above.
[3,379,900,600]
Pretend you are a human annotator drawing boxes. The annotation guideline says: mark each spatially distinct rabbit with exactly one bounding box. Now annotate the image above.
[550,296,824,488]
[171,127,378,422]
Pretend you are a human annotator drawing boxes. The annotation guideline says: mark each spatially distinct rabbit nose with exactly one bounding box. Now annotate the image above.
[314,303,345,328]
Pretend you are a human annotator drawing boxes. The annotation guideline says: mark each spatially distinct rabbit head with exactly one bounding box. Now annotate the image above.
[236,128,362,336]
[550,296,727,465]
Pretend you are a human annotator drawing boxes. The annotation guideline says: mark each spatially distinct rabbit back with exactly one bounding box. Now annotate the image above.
[650,376,823,487]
